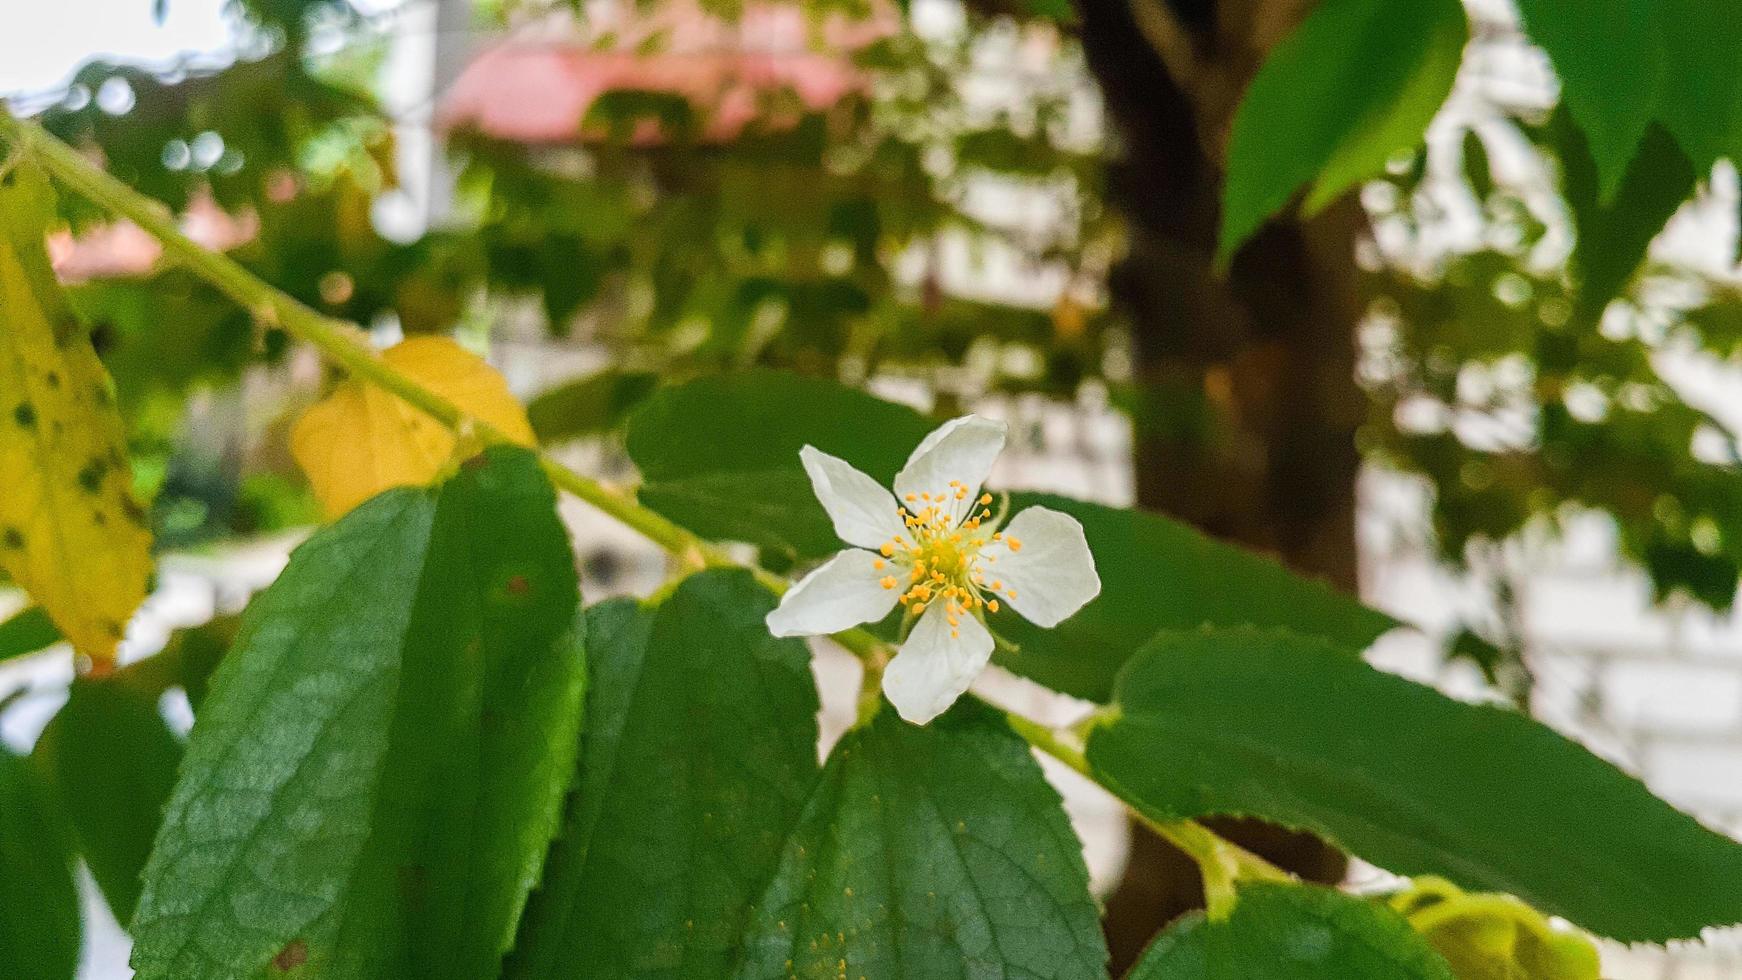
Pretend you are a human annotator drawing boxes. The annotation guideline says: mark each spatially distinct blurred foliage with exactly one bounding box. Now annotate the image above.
[1362,106,1742,688]
[16,0,1742,693]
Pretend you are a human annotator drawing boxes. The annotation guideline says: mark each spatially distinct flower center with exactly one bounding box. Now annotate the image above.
[876,482,1020,637]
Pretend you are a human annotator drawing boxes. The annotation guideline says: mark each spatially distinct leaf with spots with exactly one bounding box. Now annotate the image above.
[735,700,1108,980]
[290,335,537,519]
[505,570,820,980]
[0,157,151,666]
[130,446,586,980]
[1128,882,1453,980]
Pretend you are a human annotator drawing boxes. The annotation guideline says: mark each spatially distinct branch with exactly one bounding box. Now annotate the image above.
[1,107,1288,892]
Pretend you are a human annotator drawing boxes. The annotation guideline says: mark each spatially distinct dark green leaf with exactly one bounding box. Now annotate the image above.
[34,676,183,924]
[1513,0,1662,198]
[507,569,820,979]
[736,701,1107,979]
[131,446,586,980]
[1219,0,1466,263]
[625,369,933,559]
[0,606,60,663]
[0,742,80,980]
[1461,130,1494,201]
[1557,111,1697,321]
[1087,628,1742,942]
[527,369,658,443]
[994,493,1396,701]
[1129,882,1453,980]
[625,371,1394,701]
[1656,0,1742,172]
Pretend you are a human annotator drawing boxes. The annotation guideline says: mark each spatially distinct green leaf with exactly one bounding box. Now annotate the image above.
[1655,0,1742,173]
[1461,130,1494,202]
[736,701,1107,979]
[625,371,1394,701]
[506,569,820,979]
[1219,0,1466,263]
[131,446,586,980]
[994,493,1395,701]
[0,741,80,980]
[1129,882,1454,980]
[1513,0,1663,199]
[1557,110,1698,322]
[527,369,658,443]
[625,369,933,560]
[34,676,183,923]
[0,605,60,663]
[1087,628,1742,942]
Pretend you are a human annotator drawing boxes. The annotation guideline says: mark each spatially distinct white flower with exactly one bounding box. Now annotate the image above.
[766,415,1100,724]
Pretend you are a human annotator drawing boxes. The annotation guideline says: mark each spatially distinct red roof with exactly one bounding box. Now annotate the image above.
[438,1,896,146]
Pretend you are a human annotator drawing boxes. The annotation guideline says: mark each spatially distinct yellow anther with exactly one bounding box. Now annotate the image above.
[905,493,917,502]
[912,602,926,615]
[980,493,992,505]
[1007,537,1022,551]
[873,559,886,569]
[988,599,1000,613]
[880,576,897,590]
[880,542,895,557]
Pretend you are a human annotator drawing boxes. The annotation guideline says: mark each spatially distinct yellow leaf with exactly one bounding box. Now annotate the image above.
[290,335,535,518]
[0,159,153,667]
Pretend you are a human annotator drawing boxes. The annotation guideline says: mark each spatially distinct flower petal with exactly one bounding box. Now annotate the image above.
[882,602,993,724]
[893,415,1007,527]
[800,446,904,550]
[983,506,1100,628]
[766,549,900,637]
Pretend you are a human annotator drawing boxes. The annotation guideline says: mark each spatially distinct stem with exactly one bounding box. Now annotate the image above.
[8,109,1286,894]
[1004,713,1289,895]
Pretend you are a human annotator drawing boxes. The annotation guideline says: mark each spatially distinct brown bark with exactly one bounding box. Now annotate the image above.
[1072,0,1368,970]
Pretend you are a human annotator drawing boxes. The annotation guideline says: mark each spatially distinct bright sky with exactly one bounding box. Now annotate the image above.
[0,0,239,97]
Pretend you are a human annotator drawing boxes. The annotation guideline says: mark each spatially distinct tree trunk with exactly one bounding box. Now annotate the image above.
[1072,0,1368,969]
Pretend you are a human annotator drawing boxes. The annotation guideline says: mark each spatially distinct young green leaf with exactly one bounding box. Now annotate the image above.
[625,371,1394,701]
[1219,0,1466,264]
[130,446,585,980]
[0,742,80,980]
[34,676,183,924]
[1513,0,1663,200]
[736,700,1108,979]
[1389,877,1600,980]
[506,570,820,980]
[1087,628,1742,942]
[0,157,153,667]
[1128,882,1454,980]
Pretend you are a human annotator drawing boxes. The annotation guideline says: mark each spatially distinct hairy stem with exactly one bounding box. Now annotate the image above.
[6,109,1288,891]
